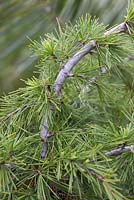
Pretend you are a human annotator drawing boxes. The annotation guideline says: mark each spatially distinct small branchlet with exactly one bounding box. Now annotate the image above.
[81,66,107,96]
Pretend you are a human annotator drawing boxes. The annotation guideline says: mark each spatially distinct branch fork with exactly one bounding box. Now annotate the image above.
[40,20,132,159]
[54,22,129,95]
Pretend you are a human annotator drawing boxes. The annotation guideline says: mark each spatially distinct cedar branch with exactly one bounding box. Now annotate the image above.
[54,22,128,94]
[41,21,131,159]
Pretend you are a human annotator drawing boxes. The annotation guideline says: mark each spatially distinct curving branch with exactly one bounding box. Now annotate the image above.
[54,22,128,95]
[54,40,96,94]
[40,21,131,159]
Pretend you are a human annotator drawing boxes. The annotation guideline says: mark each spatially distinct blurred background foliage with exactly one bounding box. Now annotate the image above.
[0,0,127,95]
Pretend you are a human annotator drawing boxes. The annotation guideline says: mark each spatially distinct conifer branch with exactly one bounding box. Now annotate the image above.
[44,22,130,159]
[105,145,134,156]
[54,22,129,94]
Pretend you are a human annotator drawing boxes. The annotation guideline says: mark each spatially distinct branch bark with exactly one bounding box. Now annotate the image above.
[54,22,128,94]
[40,118,49,159]
[40,118,53,159]
[104,22,128,36]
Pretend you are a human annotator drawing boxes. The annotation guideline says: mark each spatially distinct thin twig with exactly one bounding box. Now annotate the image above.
[79,145,134,181]
[0,103,36,126]
[54,22,128,94]
[79,163,104,181]
[0,107,21,126]
[105,145,134,156]
[4,145,134,169]
[80,66,107,96]
[88,67,107,83]
[87,169,104,181]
